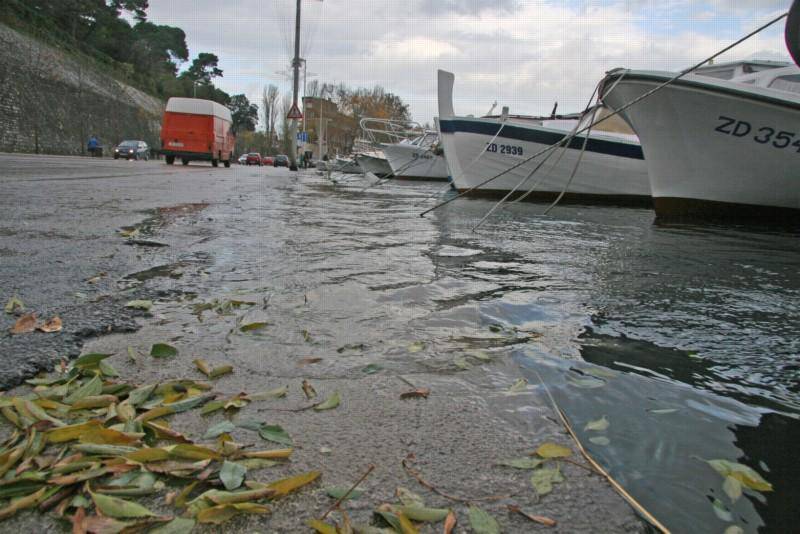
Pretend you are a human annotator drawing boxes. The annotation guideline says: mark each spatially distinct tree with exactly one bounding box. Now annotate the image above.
[228,94,258,133]
[184,52,223,84]
[262,84,280,153]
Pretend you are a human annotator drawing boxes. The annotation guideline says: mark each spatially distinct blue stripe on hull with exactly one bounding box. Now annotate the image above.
[439,119,644,160]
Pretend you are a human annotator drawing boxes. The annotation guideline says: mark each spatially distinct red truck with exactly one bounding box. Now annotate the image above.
[160,97,234,167]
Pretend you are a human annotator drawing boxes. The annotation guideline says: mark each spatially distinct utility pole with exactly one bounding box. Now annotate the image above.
[289,0,302,171]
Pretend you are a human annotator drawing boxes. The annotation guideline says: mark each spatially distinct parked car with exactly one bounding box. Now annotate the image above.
[161,97,233,167]
[274,154,289,167]
[114,140,149,160]
[245,153,262,166]
[261,155,274,166]
[237,154,247,165]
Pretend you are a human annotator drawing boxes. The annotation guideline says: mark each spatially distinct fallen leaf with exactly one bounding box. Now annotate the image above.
[150,343,178,358]
[530,465,564,496]
[444,510,457,534]
[209,365,233,379]
[400,388,430,400]
[584,416,609,432]
[36,315,64,334]
[724,526,745,534]
[314,391,341,411]
[90,491,156,518]
[588,436,610,446]
[707,459,772,492]
[241,448,293,460]
[506,378,528,394]
[407,341,425,353]
[453,356,472,370]
[302,380,317,400]
[396,487,425,507]
[468,506,500,534]
[247,385,289,401]
[535,442,572,459]
[149,517,196,534]
[0,487,47,520]
[308,519,339,534]
[723,476,743,503]
[204,421,236,439]
[10,313,37,334]
[239,322,269,333]
[258,424,293,446]
[397,505,450,522]
[4,296,24,314]
[301,329,313,342]
[297,357,323,367]
[267,470,321,496]
[712,498,733,522]
[397,511,419,534]
[125,300,153,311]
[326,487,363,501]
[196,503,270,524]
[194,359,212,376]
[220,461,247,491]
[507,504,557,527]
[361,363,382,375]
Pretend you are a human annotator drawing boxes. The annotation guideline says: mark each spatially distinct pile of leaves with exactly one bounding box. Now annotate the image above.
[0,352,320,531]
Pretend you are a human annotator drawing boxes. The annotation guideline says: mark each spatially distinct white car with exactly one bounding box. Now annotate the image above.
[237,154,247,165]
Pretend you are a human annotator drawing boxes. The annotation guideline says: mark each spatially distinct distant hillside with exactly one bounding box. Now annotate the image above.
[0,23,164,155]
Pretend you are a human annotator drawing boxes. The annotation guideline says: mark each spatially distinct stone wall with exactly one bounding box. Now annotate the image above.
[0,24,164,155]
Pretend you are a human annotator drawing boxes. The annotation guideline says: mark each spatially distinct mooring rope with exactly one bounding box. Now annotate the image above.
[419,10,789,219]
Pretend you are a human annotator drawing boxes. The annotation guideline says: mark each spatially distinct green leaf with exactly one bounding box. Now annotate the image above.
[248,385,289,401]
[220,461,247,491]
[589,436,610,446]
[4,296,24,314]
[74,353,114,368]
[127,384,156,406]
[468,506,500,534]
[407,341,425,353]
[314,391,341,411]
[90,491,156,518]
[307,519,339,534]
[201,400,225,415]
[149,517,196,534]
[325,487,363,501]
[240,322,269,332]
[707,459,773,492]
[164,393,216,413]
[64,375,103,404]
[535,442,572,459]
[150,343,178,358]
[258,424,293,446]
[125,300,153,311]
[530,465,564,496]
[397,505,450,522]
[204,421,236,439]
[361,363,382,375]
[584,416,609,432]
[396,486,425,507]
[496,457,544,470]
[506,378,528,394]
[99,360,120,377]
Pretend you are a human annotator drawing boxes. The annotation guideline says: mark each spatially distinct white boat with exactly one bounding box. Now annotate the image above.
[333,156,362,174]
[355,152,393,177]
[601,60,800,222]
[381,131,450,181]
[437,70,651,205]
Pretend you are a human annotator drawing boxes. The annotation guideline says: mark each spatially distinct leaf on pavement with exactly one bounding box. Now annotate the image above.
[239,322,268,333]
[444,510,457,534]
[267,470,321,497]
[125,300,153,311]
[302,380,317,400]
[307,519,338,534]
[37,316,63,333]
[90,491,156,518]
[4,296,24,314]
[313,391,340,411]
[258,424,293,446]
[530,465,564,496]
[247,385,289,401]
[507,504,557,527]
[220,461,246,490]
[204,421,236,439]
[400,388,430,400]
[496,457,544,470]
[10,313,37,334]
[149,517,196,534]
[326,487,364,500]
[468,506,500,534]
[535,442,572,459]
[150,343,178,358]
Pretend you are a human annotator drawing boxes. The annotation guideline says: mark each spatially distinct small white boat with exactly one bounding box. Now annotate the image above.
[437,70,650,204]
[601,59,800,222]
[381,131,450,181]
[333,156,362,174]
[355,152,393,177]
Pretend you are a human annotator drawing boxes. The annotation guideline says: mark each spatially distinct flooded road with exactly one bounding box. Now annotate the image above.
[1,154,797,532]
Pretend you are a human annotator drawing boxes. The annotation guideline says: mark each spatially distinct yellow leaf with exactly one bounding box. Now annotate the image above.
[167,444,221,461]
[135,406,175,423]
[69,395,119,411]
[47,420,103,443]
[535,442,572,459]
[0,487,47,520]
[125,448,170,463]
[267,470,321,497]
[241,448,293,460]
[78,427,141,445]
[307,519,338,534]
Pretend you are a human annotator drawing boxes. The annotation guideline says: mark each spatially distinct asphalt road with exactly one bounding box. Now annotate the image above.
[0,153,642,533]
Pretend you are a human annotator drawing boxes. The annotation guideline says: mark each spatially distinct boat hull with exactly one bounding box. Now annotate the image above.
[355,153,393,177]
[603,74,800,222]
[381,143,450,181]
[437,117,651,205]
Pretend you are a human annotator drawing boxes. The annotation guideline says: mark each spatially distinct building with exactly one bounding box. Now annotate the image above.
[302,97,357,159]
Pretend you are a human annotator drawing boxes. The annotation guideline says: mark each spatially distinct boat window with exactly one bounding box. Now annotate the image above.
[768,75,800,94]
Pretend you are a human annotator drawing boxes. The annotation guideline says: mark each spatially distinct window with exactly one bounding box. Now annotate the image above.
[768,75,800,94]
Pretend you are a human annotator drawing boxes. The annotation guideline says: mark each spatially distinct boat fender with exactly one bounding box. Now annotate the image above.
[786,0,800,67]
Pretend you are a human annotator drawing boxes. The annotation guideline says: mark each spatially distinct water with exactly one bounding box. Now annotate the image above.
[146,171,799,533]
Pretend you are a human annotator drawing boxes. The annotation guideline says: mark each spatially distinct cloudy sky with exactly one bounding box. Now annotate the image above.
[146,0,792,126]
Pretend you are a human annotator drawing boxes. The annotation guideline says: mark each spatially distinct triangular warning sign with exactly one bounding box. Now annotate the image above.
[287,103,303,120]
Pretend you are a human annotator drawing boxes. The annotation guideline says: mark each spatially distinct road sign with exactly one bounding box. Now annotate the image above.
[297,132,308,143]
[287,103,303,120]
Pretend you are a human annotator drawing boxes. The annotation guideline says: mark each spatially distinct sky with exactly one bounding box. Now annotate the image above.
[145,0,793,127]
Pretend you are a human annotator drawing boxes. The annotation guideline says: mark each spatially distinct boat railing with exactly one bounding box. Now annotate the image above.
[359,118,430,146]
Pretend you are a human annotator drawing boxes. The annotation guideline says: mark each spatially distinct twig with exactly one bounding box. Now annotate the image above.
[396,375,417,389]
[320,464,375,520]
[401,455,512,503]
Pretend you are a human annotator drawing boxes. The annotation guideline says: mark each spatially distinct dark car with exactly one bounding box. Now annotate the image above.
[245,153,262,166]
[114,140,149,160]
[274,155,289,167]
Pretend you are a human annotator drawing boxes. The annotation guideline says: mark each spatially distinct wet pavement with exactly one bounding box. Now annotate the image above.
[1,152,798,532]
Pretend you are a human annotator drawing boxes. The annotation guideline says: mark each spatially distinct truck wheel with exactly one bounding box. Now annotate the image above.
[212,159,219,168]
[182,159,189,166]
[166,156,175,165]
[224,159,231,168]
